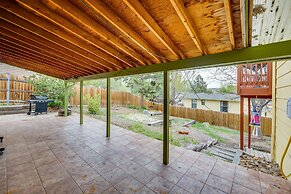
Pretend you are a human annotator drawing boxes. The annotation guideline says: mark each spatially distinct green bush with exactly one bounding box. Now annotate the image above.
[85,94,101,115]
[48,101,63,108]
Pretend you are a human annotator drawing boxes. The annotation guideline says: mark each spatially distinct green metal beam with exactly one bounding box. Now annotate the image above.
[68,40,291,81]
[106,78,111,138]
[163,70,169,165]
[80,80,84,125]
[64,81,68,117]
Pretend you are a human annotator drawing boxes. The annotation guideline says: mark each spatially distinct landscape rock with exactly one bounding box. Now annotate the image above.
[239,153,285,179]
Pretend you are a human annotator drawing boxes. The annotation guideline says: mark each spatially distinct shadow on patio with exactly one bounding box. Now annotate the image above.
[0,113,290,194]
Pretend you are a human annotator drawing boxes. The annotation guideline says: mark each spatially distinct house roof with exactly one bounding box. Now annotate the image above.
[184,93,240,102]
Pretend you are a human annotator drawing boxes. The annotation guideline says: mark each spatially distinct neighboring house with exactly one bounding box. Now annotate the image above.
[272,60,291,179]
[182,93,272,117]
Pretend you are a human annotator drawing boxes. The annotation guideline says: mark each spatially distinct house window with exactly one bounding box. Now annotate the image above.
[201,99,205,105]
[220,101,228,112]
[191,99,197,108]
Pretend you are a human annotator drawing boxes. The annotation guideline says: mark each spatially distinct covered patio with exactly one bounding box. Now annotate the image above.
[1,113,291,193]
[1,0,291,193]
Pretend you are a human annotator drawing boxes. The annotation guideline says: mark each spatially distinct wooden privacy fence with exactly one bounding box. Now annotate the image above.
[70,86,272,136]
[0,74,34,103]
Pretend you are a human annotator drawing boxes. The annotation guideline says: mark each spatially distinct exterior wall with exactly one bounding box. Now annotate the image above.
[273,60,291,179]
[182,98,272,117]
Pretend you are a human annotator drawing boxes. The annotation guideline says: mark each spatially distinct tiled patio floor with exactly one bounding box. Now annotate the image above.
[0,113,290,194]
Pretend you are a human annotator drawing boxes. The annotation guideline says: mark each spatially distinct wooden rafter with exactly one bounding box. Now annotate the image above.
[0,45,83,77]
[240,0,248,47]
[169,0,207,55]
[0,52,72,78]
[0,57,67,78]
[0,36,94,75]
[69,40,291,81]
[224,0,235,49]
[122,0,185,60]
[0,27,101,74]
[248,0,253,47]
[0,19,117,72]
[14,0,134,68]
[0,1,130,70]
[40,0,150,65]
[80,0,166,63]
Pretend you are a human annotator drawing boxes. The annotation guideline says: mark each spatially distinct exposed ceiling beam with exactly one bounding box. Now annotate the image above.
[41,0,150,65]
[0,1,130,70]
[248,0,253,47]
[122,0,185,60]
[80,0,166,63]
[0,19,116,72]
[169,0,207,55]
[224,0,235,49]
[240,0,252,47]
[0,53,71,78]
[0,57,66,79]
[0,30,99,74]
[0,46,83,77]
[69,40,291,81]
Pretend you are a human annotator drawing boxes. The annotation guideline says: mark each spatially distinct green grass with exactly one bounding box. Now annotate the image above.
[192,122,229,143]
[128,122,200,147]
[179,136,198,145]
[127,105,147,111]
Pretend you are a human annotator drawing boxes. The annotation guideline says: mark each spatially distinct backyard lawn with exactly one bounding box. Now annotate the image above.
[72,106,271,152]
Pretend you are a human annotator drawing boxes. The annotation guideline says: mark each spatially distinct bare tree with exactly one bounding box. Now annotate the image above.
[210,66,237,85]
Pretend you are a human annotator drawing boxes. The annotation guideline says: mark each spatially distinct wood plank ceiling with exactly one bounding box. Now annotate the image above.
[0,0,244,79]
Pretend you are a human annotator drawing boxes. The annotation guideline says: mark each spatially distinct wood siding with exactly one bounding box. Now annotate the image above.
[274,60,291,179]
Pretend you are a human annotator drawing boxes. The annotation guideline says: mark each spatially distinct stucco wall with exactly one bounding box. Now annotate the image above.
[273,60,291,179]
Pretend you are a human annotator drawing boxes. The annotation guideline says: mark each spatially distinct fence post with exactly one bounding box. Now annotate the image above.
[106,78,111,138]
[163,70,169,165]
[80,80,83,125]
[6,73,10,105]
[64,81,68,117]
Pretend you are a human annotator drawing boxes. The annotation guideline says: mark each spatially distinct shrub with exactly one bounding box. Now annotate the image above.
[85,94,101,115]
[28,74,74,107]
[48,100,63,108]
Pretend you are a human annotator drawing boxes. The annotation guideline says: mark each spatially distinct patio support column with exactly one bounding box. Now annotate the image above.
[80,80,84,125]
[247,97,251,148]
[163,70,169,165]
[106,78,110,138]
[64,81,68,117]
[240,96,244,150]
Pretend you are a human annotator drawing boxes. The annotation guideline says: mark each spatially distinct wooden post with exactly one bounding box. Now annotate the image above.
[80,80,83,125]
[163,70,169,165]
[106,78,110,138]
[240,96,244,150]
[248,97,251,148]
[64,81,68,117]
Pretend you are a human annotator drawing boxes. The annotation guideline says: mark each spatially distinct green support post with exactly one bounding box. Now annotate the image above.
[64,81,68,117]
[80,80,83,125]
[163,70,169,165]
[106,78,110,138]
